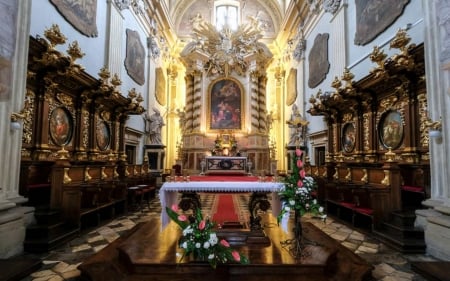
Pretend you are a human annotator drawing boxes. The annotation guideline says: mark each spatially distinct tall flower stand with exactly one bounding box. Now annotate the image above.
[280,210,317,259]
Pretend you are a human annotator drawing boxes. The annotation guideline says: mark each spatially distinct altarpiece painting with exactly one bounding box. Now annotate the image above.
[209,79,243,130]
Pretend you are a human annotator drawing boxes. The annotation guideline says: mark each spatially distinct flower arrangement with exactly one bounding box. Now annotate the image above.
[277,148,326,227]
[165,205,250,269]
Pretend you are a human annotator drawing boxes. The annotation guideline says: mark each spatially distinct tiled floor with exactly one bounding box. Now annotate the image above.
[20,193,438,281]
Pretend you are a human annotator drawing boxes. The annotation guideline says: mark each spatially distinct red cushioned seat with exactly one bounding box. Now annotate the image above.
[27,183,51,189]
[401,185,425,193]
[353,207,374,215]
[339,202,356,209]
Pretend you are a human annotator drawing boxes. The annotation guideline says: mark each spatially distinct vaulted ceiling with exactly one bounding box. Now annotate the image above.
[168,0,284,41]
[146,0,313,60]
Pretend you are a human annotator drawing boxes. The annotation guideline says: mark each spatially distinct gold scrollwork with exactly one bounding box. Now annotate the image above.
[361,169,368,184]
[114,166,119,178]
[381,170,390,186]
[101,167,107,180]
[56,93,73,107]
[84,167,92,182]
[63,167,72,184]
[345,168,352,182]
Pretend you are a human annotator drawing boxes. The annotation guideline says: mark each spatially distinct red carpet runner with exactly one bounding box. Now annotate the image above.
[211,194,240,224]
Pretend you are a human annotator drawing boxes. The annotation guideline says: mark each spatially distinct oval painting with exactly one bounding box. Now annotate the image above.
[342,123,356,153]
[379,110,404,149]
[96,121,110,151]
[49,107,73,146]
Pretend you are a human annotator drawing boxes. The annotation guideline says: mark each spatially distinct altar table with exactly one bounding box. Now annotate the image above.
[159,176,285,229]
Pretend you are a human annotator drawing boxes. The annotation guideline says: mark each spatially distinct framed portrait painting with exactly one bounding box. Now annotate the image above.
[342,123,356,153]
[379,110,404,149]
[96,121,110,151]
[209,79,243,130]
[49,107,73,146]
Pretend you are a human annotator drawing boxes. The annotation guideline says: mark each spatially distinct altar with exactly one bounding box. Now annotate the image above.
[159,176,284,230]
[205,156,248,174]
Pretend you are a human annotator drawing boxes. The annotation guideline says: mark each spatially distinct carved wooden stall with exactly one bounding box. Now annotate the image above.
[19,26,151,252]
[306,30,430,251]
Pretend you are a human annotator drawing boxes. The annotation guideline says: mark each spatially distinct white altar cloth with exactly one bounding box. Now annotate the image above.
[159,181,285,230]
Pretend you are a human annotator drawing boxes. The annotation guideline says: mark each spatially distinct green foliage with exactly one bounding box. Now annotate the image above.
[277,149,326,224]
[165,206,249,268]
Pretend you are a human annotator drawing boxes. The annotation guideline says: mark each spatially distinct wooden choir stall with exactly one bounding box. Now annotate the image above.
[18,26,155,253]
[306,30,430,253]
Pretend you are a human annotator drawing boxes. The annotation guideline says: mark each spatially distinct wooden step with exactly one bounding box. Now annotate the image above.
[24,224,79,253]
[0,255,42,281]
[411,261,450,281]
[372,228,426,254]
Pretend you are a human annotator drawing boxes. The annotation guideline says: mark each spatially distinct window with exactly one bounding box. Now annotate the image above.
[214,1,239,31]
[125,145,136,164]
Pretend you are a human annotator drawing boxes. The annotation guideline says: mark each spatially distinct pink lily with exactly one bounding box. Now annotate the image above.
[198,220,206,230]
[171,204,179,212]
[231,251,241,262]
[178,214,187,221]
[295,148,303,157]
[220,239,230,247]
[297,180,304,188]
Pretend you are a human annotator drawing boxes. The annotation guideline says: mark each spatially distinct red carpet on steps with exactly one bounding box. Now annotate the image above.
[211,194,239,224]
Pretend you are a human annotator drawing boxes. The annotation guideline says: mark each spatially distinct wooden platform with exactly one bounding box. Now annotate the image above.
[79,215,372,281]
[411,261,450,281]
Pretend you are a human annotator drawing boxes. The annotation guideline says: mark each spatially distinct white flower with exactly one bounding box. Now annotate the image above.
[181,241,187,249]
[208,253,215,260]
[195,242,201,248]
[209,233,218,245]
[319,206,324,213]
[203,241,210,249]
[313,199,317,204]
[284,206,291,211]
[183,225,193,236]
[289,199,296,206]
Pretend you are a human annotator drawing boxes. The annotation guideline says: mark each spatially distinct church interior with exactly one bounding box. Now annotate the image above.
[1,0,450,280]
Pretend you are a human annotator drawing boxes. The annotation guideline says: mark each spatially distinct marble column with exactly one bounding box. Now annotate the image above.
[0,1,34,258]
[415,0,450,260]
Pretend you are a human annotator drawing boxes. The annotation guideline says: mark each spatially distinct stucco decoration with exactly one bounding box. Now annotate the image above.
[308,33,330,89]
[50,0,98,37]
[124,29,145,85]
[354,0,410,46]
[155,67,166,106]
[323,0,341,14]
[286,69,297,106]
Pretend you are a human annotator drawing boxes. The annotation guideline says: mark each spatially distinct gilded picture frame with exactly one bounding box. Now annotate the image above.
[379,110,404,149]
[208,78,243,131]
[49,107,73,146]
